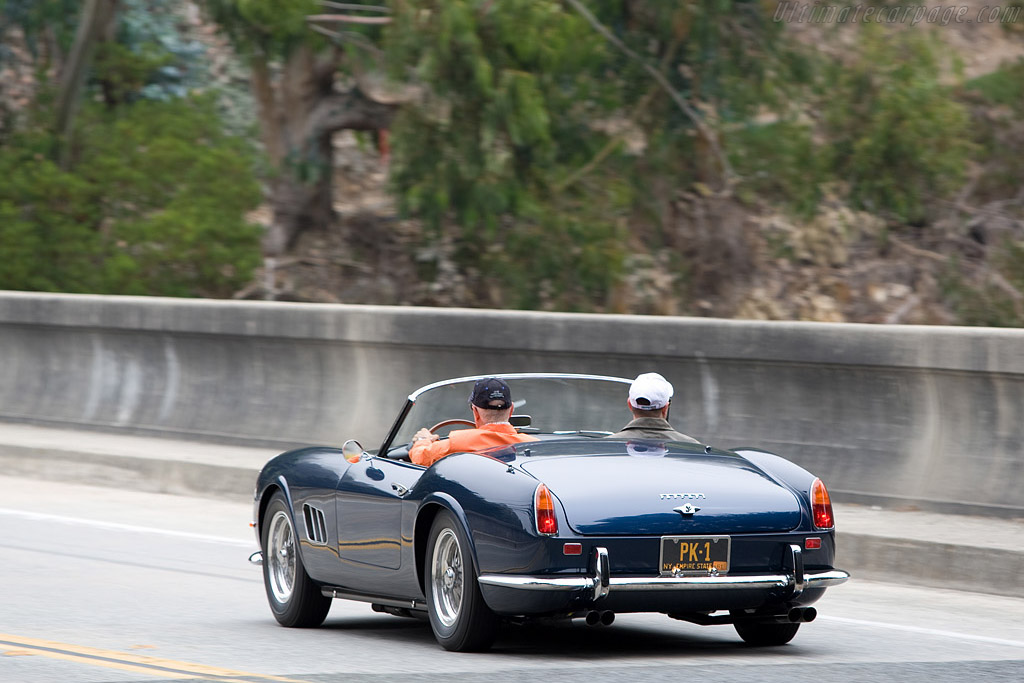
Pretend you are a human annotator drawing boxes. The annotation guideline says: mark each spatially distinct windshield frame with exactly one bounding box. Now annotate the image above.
[377,372,631,455]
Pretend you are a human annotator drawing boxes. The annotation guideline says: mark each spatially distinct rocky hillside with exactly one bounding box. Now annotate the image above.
[3,4,1022,325]
[239,11,1024,325]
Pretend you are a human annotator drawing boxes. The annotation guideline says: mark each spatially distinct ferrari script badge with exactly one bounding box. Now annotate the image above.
[673,503,701,516]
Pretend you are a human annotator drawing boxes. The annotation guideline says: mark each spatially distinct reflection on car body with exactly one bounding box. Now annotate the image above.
[251,373,849,651]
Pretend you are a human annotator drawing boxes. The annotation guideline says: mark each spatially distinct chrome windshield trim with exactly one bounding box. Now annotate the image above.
[381,374,632,455]
[407,373,632,401]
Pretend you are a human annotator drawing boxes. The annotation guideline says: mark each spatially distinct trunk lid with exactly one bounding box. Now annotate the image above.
[519,452,802,535]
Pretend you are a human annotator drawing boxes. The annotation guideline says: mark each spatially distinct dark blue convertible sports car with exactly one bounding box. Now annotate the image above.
[251,373,849,651]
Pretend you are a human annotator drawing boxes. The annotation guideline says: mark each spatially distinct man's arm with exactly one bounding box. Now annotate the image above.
[410,429,450,466]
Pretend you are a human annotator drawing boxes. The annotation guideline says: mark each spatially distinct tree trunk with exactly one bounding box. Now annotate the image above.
[251,45,399,258]
[54,0,118,167]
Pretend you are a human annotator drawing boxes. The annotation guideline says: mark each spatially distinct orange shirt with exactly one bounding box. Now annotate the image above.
[410,423,538,466]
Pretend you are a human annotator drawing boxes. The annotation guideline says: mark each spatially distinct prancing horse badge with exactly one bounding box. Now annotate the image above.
[673,503,700,516]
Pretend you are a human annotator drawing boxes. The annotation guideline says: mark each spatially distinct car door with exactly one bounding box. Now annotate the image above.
[335,456,422,573]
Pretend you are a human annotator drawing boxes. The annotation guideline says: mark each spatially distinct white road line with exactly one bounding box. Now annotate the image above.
[822,615,1024,648]
[0,508,254,547]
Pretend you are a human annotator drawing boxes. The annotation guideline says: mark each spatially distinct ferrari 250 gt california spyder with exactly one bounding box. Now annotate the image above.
[251,373,849,651]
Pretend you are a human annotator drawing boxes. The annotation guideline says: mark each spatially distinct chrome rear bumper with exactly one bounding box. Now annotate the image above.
[478,545,849,602]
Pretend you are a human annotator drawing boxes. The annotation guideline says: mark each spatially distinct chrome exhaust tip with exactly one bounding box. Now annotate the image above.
[786,607,817,623]
[584,610,615,626]
[248,551,263,566]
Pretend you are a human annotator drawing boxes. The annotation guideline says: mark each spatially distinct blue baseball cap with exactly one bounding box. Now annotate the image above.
[469,377,513,410]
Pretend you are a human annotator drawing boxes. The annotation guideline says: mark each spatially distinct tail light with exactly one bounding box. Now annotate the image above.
[811,478,835,530]
[534,484,558,536]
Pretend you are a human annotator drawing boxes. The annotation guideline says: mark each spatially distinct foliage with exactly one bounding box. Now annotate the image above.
[728,120,825,216]
[964,58,1024,112]
[0,0,79,63]
[93,41,174,105]
[202,0,323,57]
[115,0,209,101]
[385,0,620,308]
[822,27,972,224]
[941,247,1024,328]
[0,96,262,296]
[385,0,803,310]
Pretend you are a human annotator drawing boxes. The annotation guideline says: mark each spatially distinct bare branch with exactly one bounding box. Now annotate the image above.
[306,14,391,25]
[555,137,622,193]
[889,236,948,264]
[988,270,1024,302]
[561,0,736,193]
[320,1,390,12]
[308,25,384,57]
[305,87,399,138]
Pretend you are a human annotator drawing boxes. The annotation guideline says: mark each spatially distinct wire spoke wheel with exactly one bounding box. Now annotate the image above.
[424,511,498,651]
[430,528,464,628]
[267,510,296,604]
[260,491,331,628]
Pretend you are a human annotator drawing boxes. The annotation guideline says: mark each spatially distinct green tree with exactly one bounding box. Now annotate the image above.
[823,27,972,223]
[0,1,263,296]
[0,96,261,296]
[384,0,800,309]
[202,0,399,256]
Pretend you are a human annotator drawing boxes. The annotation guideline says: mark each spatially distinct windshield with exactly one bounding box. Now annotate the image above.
[385,374,631,452]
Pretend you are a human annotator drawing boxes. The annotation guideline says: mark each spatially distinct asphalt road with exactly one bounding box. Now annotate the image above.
[3,477,1023,683]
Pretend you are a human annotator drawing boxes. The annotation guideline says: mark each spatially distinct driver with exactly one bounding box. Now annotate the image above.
[410,377,538,466]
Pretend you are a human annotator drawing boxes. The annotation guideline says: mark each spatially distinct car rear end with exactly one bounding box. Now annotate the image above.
[474,441,848,620]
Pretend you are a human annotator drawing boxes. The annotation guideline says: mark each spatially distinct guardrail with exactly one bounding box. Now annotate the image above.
[1,291,1022,516]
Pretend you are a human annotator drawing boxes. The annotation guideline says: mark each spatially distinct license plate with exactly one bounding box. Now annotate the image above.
[660,536,731,575]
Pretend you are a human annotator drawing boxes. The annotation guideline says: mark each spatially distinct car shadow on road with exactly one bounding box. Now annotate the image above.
[317,612,788,658]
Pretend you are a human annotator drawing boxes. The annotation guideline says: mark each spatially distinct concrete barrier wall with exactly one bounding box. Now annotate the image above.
[1,291,1022,515]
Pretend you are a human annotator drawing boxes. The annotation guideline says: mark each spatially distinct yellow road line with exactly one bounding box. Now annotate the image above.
[0,633,312,682]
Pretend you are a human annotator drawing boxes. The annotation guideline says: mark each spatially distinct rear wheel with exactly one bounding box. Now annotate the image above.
[261,491,331,627]
[734,620,800,646]
[424,510,498,651]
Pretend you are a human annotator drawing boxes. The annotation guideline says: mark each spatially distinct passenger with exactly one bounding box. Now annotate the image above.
[607,372,699,443]
[410,377,538,467]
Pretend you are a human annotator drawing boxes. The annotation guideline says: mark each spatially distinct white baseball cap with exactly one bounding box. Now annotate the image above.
[628,372,673,410]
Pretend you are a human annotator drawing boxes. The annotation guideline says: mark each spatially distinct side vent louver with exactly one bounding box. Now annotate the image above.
[302,504,328,545]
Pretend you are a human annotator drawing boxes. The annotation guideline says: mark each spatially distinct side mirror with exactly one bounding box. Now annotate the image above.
[342,439,366,463]
[510,414,532,427]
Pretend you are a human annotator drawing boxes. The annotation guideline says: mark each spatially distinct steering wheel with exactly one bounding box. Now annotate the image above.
[428,418,475,434]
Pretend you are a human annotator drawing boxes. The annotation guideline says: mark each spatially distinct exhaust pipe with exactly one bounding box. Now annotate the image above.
[584,610,616,626]
[786,607,817,623]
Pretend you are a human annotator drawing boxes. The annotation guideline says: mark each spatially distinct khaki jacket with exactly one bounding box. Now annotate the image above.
[607,416,699,443]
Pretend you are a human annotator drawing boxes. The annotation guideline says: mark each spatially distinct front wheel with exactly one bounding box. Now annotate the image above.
[733,620,800,646]
[261,491,331,627]
[424,510,498,651]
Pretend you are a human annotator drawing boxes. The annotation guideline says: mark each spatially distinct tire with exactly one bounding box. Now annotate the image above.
[733,620,800,646]
[261,491,331,627]
[424,510,498,651]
